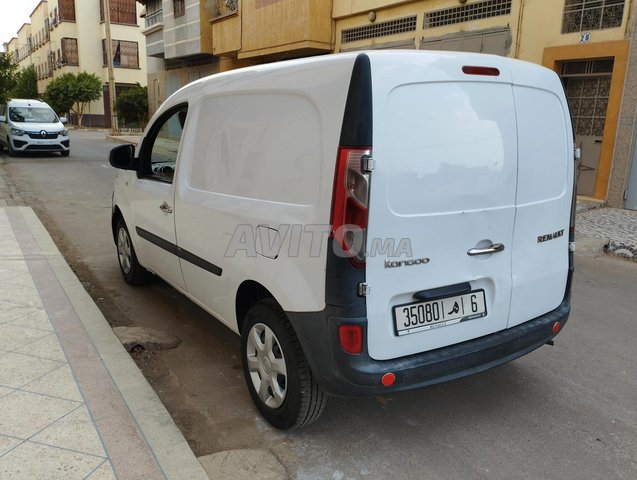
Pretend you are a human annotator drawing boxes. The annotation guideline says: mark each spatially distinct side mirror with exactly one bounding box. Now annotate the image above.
[59,116,68,124]
[0,115,6,123]
[109,144,139,170]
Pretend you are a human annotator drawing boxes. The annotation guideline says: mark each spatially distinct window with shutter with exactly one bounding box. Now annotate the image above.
[59,0,76,22]
[101,0,138,25]
[102,39,139,68]
[61,38,79,66]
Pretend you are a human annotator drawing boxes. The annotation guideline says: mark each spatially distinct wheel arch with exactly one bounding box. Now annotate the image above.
[111,206,124,244]
[235,280,276,333]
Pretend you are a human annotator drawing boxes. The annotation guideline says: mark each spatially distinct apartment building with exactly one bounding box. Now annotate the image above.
[137,0,215,115]
[4,0,147,128]
[328,0,637,209]
[137,0,636,208]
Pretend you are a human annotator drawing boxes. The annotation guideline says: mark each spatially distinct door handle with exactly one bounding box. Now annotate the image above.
[467,243,505,256]
[159,202,173,214]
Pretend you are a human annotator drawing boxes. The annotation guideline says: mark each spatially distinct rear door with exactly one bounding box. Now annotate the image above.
[508,67,573,327]
[365,54,517,360]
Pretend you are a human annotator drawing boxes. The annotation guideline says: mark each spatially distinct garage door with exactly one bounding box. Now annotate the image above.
[420,28,511,56]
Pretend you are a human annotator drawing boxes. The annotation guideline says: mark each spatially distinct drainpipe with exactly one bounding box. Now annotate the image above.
[514,0,526,58]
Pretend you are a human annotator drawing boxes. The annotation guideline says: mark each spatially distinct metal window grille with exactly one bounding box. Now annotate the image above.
[342,16,417,44]
[561,58,614,76]
[562,0,625,33]
[208,0,238,19]
[424,0,511,28]
[562,59,614,137]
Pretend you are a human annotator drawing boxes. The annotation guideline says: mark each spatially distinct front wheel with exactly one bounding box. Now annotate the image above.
[60,150,70,157]
[7,138,16,157]
[241,299,327,430]
[115,218,152,285]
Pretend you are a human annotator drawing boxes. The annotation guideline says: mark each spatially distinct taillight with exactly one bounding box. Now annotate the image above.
[331,147,371,269]
[462,66,500,76]
[339,325,363,354]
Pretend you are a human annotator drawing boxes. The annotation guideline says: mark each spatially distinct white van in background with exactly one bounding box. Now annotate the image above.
[109,51,576,430]
[0,99,70,157]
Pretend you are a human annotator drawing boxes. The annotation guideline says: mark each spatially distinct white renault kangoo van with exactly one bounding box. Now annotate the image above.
[109,51,576,430]
[0,99,70,156]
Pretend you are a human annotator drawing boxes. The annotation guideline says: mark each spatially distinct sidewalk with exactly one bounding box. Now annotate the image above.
[0,206,209,480]
[106,135,141,146]
[575,202,637,261]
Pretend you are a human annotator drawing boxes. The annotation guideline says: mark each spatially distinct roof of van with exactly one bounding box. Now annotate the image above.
[164,50,563,114]
[7,99,49,107]
[186,50,556,88]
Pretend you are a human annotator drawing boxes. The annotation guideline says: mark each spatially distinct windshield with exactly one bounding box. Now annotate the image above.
[9,106,58,123]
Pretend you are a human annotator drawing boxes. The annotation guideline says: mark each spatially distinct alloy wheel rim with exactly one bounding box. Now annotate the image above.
[246,323,287,409]
[117,228,132,274]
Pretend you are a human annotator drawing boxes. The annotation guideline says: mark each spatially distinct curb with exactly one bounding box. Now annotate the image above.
[106,135,141,145]
[11,206,210,480]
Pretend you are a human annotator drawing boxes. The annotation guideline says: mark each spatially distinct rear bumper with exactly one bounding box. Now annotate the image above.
[287,299,570,397]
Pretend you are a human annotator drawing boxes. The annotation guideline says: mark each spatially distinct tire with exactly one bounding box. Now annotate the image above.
[241,298,327,430]
[7,138,16,157]
[115,217,152,285]
[60,150,70,157]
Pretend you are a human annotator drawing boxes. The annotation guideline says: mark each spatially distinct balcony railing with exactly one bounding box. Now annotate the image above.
[145,9,163,28]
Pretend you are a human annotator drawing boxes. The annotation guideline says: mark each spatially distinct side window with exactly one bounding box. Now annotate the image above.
[142,105,187,183]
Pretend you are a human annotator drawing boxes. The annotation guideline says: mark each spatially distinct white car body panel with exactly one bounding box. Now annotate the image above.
[0,99,70,153]
[112,51,573,363]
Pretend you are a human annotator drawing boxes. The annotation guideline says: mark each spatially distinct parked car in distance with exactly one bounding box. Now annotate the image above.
[109,51,576,430]
[0,99,70,157]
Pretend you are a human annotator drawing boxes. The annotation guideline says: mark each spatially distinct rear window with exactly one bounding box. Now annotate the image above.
[9,106,58,123]
[381,82,518,215]
[513,86,568,204]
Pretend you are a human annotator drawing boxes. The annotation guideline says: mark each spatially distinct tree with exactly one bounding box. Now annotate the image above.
[44,72,76,117]
[115,84,148,127]
[0,53,18,105]
[44,71,102,126]
[74,72,102,126]
[10,65,38,99]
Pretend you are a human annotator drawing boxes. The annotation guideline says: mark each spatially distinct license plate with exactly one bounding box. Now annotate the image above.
[393,290,487,336]
[32,139,53,145]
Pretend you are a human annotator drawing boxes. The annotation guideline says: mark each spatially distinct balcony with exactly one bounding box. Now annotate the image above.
[145,9,163,29]
[211,0,333,59]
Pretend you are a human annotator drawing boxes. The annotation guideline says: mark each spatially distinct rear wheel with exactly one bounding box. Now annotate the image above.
[115,218,152,285]
[241,299,327,430]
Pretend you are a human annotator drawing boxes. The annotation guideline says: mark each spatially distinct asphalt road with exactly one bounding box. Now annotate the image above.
[1,129,636,479]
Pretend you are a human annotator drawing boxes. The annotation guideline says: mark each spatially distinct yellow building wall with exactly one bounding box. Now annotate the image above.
[199,1,213,54]
[331,0,635,202]
[517,0,633,63]
[333,0,522,52]
[213,0,334,59]
[519,0,634,201]
[212,14,242,55]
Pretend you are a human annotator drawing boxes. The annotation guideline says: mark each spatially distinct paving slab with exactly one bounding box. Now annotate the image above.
[0,206,209,480]
[576,207,637,261]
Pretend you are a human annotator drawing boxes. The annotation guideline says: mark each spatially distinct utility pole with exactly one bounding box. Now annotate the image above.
[103,0,118,134]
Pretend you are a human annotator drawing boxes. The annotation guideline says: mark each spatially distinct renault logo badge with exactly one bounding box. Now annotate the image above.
[40,130,47,138]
